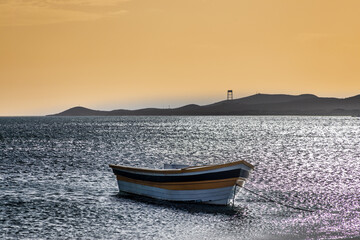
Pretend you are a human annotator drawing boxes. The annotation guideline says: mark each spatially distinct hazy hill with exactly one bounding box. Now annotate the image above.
[51,106,109,116]
[49,94,360,116]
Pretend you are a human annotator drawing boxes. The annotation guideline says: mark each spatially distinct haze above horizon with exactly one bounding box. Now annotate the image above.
[1,0,360,116]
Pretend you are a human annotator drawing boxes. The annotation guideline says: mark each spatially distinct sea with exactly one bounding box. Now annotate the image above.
[0,116,359,240]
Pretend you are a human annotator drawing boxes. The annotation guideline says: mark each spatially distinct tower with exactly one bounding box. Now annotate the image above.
[227,90,233,100]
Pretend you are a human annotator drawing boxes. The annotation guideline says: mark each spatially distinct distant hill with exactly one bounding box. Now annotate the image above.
[51,106,109,116]
[48,93,360,116]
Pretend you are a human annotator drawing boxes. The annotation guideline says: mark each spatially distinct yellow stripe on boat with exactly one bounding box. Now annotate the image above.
[116,175,242,190]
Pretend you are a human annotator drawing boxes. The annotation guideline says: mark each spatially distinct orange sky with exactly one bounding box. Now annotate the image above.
[1,0,360,116]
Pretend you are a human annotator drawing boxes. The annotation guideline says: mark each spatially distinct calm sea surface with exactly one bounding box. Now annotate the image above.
[1,116,359,240]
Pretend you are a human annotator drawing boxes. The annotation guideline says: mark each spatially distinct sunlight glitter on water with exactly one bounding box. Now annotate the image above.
[1,116,359,239]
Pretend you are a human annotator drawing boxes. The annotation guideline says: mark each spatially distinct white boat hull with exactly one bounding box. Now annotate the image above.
[117,179,237,205]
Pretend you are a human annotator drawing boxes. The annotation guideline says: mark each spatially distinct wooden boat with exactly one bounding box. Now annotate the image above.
[109,160,254,205]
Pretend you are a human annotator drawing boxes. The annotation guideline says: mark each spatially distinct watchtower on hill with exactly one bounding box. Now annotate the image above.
[227,90,233,100]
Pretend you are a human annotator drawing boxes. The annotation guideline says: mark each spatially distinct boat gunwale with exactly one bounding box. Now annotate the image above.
[109,160,254,174]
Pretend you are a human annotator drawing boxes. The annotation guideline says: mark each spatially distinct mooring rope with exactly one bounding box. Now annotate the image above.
[240,185,316,212]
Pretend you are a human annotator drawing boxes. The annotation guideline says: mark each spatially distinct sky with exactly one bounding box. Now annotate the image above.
[1,0,360,116]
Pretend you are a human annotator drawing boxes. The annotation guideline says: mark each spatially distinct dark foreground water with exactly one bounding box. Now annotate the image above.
[1,116,359,240]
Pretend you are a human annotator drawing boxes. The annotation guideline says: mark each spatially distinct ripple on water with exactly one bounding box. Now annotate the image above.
[0,116,359,239]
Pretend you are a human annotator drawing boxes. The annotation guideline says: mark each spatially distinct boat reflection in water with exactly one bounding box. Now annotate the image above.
[109,160,254,205]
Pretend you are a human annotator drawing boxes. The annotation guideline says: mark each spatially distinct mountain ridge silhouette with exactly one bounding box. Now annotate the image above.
[48,93,360,116]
